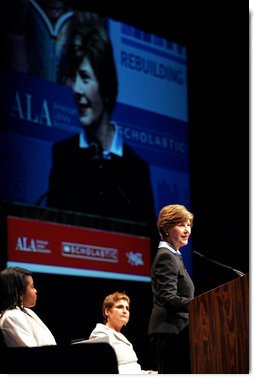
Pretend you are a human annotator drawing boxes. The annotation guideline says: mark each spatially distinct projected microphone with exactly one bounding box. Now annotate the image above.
[35,190,50,207]
[86,128,103,161]
[193,250,245,277]
[35,159,133,208]
[35,170,82,207]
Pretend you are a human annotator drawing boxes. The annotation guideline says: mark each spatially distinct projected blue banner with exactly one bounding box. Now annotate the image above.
[0,14,192,275]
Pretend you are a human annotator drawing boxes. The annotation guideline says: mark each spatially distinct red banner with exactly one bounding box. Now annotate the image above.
[7,216,151,281]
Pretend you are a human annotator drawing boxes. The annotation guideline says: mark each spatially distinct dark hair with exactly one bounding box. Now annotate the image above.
[60,19,118,115]
[0,267,32,313]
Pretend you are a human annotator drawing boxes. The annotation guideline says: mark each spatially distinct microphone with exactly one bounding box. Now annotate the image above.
[116,185,132,205]
[86,128,103,161]
[90,141,103,161]
[35,190,50,207]
[35,160,133,208]
[35,169,86,207]
[193,250,245,277]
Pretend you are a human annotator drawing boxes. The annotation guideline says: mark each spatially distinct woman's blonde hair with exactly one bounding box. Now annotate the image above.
[102,291,130,323]
[157,204,194,239]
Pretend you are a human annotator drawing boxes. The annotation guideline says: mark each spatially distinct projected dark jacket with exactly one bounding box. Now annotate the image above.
[46,133,157,235]
[148,247,195,335]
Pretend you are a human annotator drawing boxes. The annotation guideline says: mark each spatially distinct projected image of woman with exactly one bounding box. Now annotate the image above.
[46,19,157,241]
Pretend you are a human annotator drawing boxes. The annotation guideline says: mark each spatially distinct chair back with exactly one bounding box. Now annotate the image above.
[0,329,8,351]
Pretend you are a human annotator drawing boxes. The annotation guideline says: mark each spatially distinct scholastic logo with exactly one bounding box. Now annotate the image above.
[62,242,118,263]
[126,251,144,266]
[16,236,51,254]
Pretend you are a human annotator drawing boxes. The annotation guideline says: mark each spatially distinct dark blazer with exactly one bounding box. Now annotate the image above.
[148,247,195,335]
[46,134,157,229]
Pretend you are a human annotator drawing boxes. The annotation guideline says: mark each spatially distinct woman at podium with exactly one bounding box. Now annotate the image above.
[148,204,195,373]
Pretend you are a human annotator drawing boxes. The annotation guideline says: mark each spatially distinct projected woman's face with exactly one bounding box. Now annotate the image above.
[71,57,104,129]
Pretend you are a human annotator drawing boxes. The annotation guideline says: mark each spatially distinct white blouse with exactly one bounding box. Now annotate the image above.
[0,307,56,347]
[89,323,144,374]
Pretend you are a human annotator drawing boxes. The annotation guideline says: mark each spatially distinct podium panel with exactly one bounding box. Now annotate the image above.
[189,274,249,373]
[0,342,118,374]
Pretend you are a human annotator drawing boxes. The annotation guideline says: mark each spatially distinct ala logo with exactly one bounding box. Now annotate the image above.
[126,251,144,266]
[11,91,52,126]
[16,236,51,254]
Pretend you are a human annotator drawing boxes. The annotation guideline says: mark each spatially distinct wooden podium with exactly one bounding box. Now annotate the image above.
[189,274,249,373]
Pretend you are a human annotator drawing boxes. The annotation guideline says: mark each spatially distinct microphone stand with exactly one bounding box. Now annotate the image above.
[193,250,245,277]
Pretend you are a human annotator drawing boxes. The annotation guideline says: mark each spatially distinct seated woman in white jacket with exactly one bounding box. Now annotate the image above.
[0,266,56,347]
[89,291,156,374]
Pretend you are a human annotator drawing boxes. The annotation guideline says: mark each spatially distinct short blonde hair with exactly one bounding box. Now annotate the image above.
[157,204,194,240]
[102,292,130,322]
